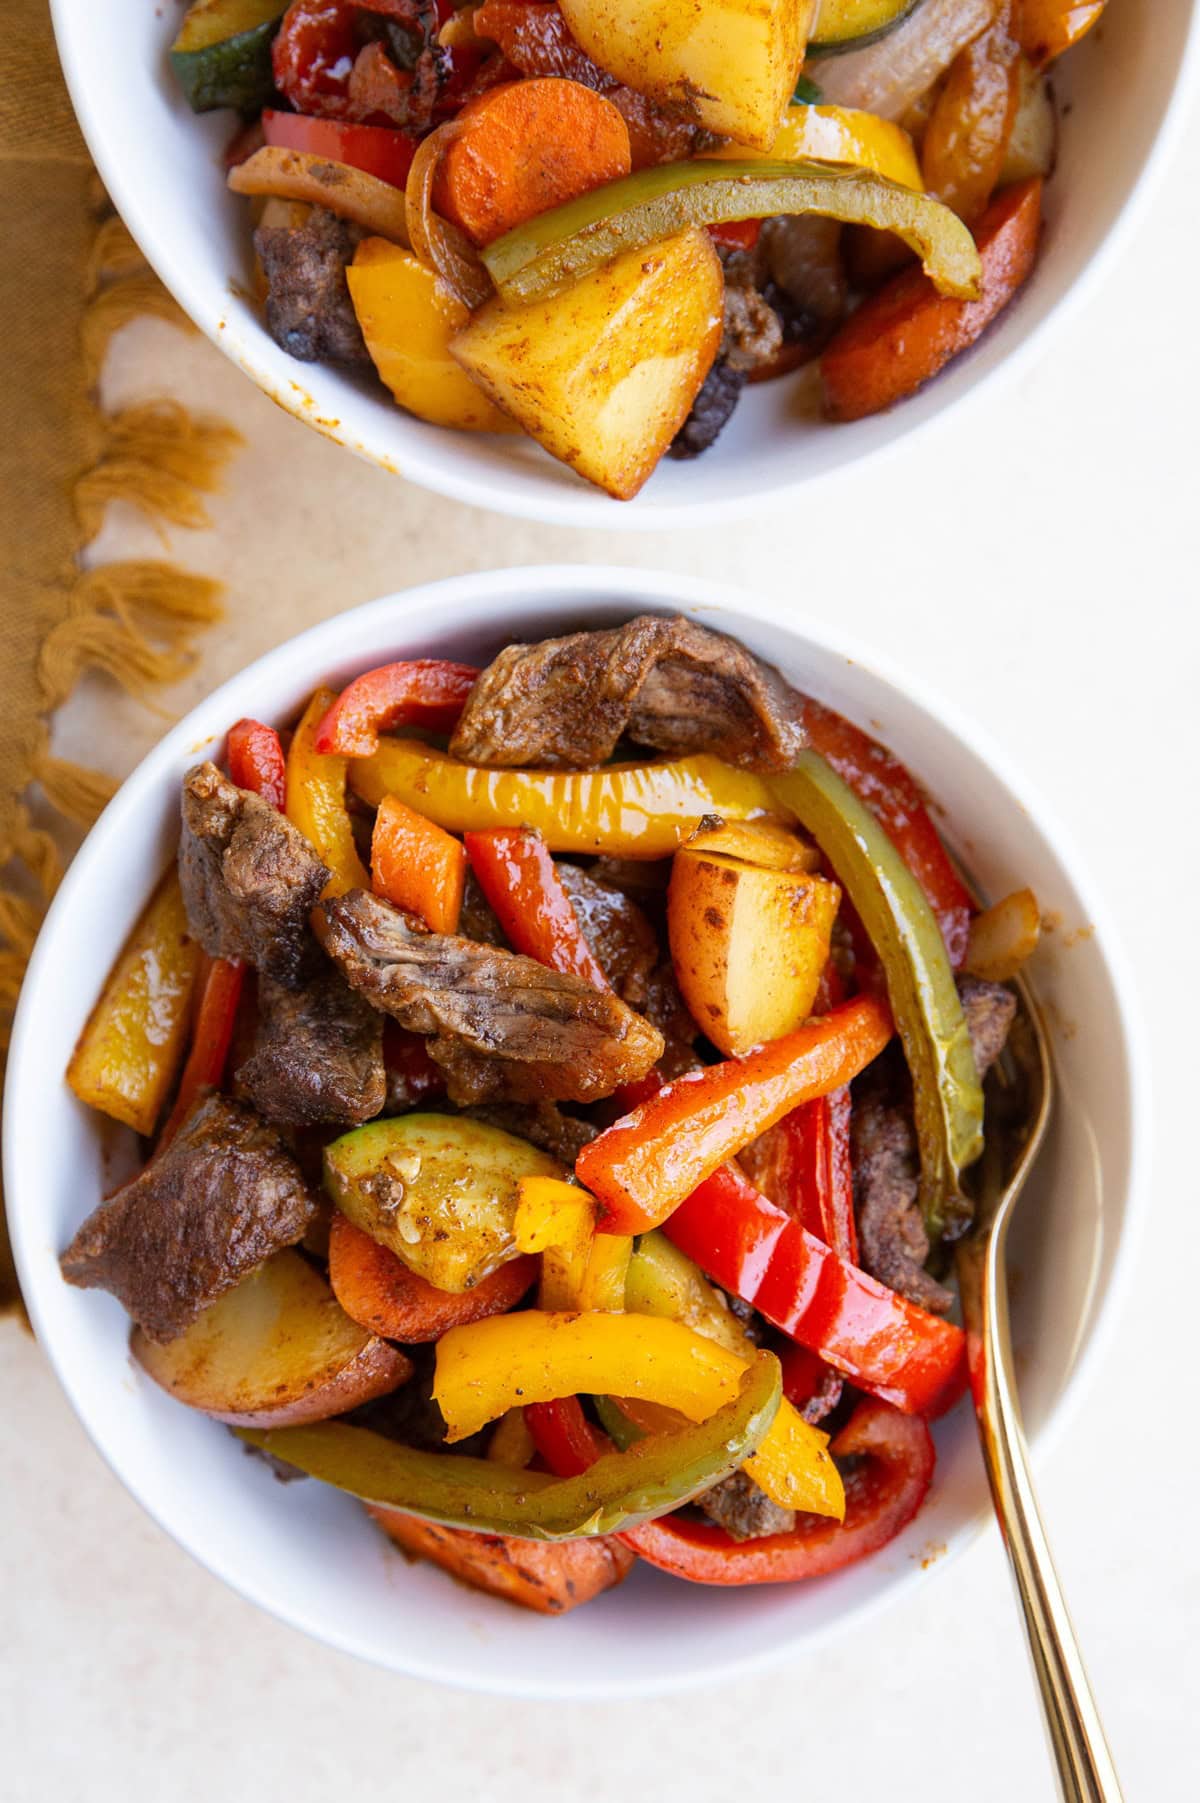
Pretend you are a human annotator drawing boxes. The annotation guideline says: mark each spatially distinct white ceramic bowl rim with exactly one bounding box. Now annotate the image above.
[48,1,1200,527]
[4,567,1150,1696]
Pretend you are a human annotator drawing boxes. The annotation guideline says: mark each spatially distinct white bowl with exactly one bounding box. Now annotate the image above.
[4,567,1146,1696]
[50,0,1199,527]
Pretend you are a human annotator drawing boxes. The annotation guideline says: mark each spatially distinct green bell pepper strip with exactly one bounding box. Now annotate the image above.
[480,160,982,306]
[592,1395,644,1452]
[770,752,983,1241]
[236,1350,781,1541]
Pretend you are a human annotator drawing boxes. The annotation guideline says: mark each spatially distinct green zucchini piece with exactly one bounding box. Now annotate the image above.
[810,0,922,53]
[170,0,286,115]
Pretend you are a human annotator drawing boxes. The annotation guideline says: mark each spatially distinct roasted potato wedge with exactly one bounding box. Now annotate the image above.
[558,0,816,151]
[324,1114,562,1294]
[452,227,723,499]
[347,239,514,432]
[132,1250,411,1427]
[668,845,840,1055]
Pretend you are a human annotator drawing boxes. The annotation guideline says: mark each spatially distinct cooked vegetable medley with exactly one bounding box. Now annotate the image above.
[170,0,1103,495]
[61,615,1040,1613]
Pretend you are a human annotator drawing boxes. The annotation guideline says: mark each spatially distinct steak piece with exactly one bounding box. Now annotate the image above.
[466,1101,598,1167]
[60,1092,317,1342]
[720,250,785,374]
[669,358,747,460]
[234,967,386,1128]
[852,976,1018,1313]
[696,1470,796,1542]
[254,206,371,366]
[641,960,702,1078]
[449,615,806,774]
[555,863,657,1007]
[179,762,329,986]
[320,889,664,1106]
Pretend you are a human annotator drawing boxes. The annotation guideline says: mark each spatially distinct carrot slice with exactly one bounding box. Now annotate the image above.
[432,77,631,246]
[367,1507,636,1613]
[370,794,467,935]
[821,177,1042,423]
[328,1213,536,1342]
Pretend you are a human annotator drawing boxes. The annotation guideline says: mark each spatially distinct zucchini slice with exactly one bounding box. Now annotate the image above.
[810,0,922,52]
[170,0,287,114]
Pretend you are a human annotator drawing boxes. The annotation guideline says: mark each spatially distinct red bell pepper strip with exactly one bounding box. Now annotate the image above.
[709,220,762,252]
[463,829,609,991]
[770,1088,858,1263]
[159,720,289,1147]
[664,1162,965,1417]
[576,994,893,1236]
[261,110,418,188]
[777,1342,843,1422]
[382,1022,446,1106]
[227,718,288,811]
[525,1394,934,1585]
[157,955,246,1149]
[621,1400,935,1585]
[313,660,479,757]
[797,697,974,966]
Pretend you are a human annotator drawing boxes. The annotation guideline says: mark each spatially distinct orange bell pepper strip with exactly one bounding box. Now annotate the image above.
[433,1309,844,1518]
[285,687,370,897]
[575,993,894,1235]
[370,794,467,934]
[1014,0,1106,66]
[328,1212,536,1342]
[821,177,1042,426]
[313,659,479,757]
[664,1161,967,1418]
[464,828,609,989]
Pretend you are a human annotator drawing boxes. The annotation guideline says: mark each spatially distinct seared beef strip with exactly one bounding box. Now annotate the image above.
[720,250,785,374]
[466,1101,598,1166]
[179,762,329,986]
[555,863,657,1007]
[458,870,508,947]
[696,1470,796,1542]
[449,615,806,774]
[852,976,1018,1314]
[254,207,371,366]
[234,966,386,1128]
[320,889,664,1106]
[60,1092,317,1343]
[641,960,703,1078]
[669,359,748,460]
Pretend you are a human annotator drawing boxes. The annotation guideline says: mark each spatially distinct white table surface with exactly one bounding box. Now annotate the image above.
[5,96,1199,1803]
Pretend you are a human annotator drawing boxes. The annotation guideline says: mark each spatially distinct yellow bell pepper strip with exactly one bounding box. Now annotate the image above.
[714,104,923,189]
[347,738,777,858]
[575,993,894,1235]
[433,1310,845,1518]
[514,1176,632,1312]
[237,1350,782,1540]
[770,752,983,1242]
[480,159,982,306]
[285,688,370,898]
[66,871,201,1136]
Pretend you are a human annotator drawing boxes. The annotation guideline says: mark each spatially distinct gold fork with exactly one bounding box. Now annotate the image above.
[955,974,1124,1802]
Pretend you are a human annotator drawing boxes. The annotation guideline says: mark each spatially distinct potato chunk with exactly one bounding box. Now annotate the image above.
[558,0,815,151]
[668,844,840,1055]
[347,239,513,432]
[452,227,722,499]
[133,1250,411,1427]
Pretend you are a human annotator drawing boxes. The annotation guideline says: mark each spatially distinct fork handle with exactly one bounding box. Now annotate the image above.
[975,1231,1124,1802]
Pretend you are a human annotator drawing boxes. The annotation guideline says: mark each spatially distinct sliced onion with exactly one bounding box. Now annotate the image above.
[964,887,1041,982]
[814,0,997,119]
[404,120,494,311]
[229,147,411,245]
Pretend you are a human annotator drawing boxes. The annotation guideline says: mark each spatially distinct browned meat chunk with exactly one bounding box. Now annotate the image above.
[179,762,328,986]
[555,863,657,1007]
[670,358,748,460]
[458,871,508,947]
[466,1101,598,1166]
[254,207,371,366]
[320,889,664,1106]
[852,976,1018,1313]
[642,960,702,1078]
[60,1092,316,1342]
[720,251,784,374]
[696,1471,796,1541]
[234,967,386,1127]
[450,616,805,774]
